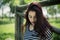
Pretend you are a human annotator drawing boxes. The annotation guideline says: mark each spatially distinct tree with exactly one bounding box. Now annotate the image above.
[47,6,54,18]
[57,5,60,15]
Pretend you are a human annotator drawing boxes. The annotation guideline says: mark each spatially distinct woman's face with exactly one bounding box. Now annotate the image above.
[28,11,37,25]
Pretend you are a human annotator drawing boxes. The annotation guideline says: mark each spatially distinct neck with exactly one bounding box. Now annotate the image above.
[29,24,34,31]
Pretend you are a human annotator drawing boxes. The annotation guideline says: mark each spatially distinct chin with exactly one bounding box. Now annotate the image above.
[31,23,35,25]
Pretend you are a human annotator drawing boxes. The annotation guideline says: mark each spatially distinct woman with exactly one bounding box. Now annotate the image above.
[21,2,60,40]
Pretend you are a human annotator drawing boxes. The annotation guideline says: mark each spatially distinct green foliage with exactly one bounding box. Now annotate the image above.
[0,33,14,40]
[53,33,60,40]
[47,6,56,16]
[12,0,20,6]
[57,5,60,13]
[0,18,15,25]
[0,18,15,40]
[24,0,40,4]
[2,0,11,5]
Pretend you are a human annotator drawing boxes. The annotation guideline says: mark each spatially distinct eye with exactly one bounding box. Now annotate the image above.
[28,15,32,18]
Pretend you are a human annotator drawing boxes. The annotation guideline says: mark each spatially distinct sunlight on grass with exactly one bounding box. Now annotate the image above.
[0,23,15,34]
[0,18,15,40]
[50,23,60,28]
[48,18,60,29]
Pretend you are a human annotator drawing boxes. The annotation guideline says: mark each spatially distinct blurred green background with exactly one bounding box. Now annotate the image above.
[0,0,60,40]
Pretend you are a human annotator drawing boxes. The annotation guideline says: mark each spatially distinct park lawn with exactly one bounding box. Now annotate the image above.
[48,18,60,28]
[0,18,15,40]
[0,23,15,33]
[50,23,60,28]
[0,18,15,33]
[0,23,15,40]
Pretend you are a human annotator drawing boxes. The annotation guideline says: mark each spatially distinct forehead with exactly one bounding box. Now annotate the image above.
[28,11,36,16]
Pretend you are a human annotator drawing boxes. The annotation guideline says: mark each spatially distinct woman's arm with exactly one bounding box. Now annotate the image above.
[51,26,60,34]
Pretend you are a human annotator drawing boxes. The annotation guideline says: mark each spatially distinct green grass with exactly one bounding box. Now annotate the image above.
[0,23,15,33]
[48,18,60,28]
[50,23,60,28]
[0,18,15,33]
[0,18,15,40]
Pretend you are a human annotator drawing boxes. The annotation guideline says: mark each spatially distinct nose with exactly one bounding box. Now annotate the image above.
[31,18,34,22]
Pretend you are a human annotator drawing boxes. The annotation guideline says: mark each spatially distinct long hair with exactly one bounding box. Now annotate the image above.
[24,2,52,38]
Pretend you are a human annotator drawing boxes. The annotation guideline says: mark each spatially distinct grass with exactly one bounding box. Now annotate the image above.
[0,18,15,40]
[48,18,60,28]
[0,18,15,33]
[50,23,60,28]
[0,23,15,33]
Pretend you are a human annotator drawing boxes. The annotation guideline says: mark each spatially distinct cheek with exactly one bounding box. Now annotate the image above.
[34,18,37,22]
[29,18,32,22]
[29,18,37,23]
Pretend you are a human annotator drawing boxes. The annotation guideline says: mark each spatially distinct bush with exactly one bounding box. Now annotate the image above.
[0,33,15,40]
[53,33,60,40]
